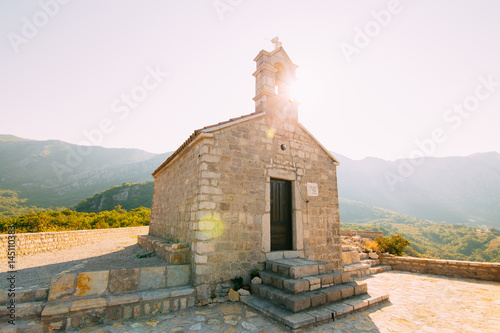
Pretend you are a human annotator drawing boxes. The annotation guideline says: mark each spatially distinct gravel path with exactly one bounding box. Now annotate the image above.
[0,234,165,290]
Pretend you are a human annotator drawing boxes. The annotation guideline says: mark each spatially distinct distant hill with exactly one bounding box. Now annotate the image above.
[74,181,154,212]
[0,134,171,208]
[0,189,45,220]
[339,198,400,223]
[0,134,32,142]
[335,152,500,228]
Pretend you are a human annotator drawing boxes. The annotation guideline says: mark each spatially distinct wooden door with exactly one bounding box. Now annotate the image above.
[270,178,293,251]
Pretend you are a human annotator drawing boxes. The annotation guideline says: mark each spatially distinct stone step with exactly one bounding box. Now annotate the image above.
[251,281,367,313]
[260,270,350,294]
[265,258,334,279]
[351,246,361,253]
[342,251,361,265]
[369,265,392,274]
[359,252,369,259]
[341,246,362,253]
[0,300,45,322]
[241,292,389,330]
[361,259,380,267]
[42,286,196,331]
[0,318,44,332]
[343,263,371,277]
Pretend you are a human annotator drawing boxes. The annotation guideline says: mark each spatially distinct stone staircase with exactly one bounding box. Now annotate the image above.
[252,258,365,313]
[342,246,391,276]
[242,256,389,329]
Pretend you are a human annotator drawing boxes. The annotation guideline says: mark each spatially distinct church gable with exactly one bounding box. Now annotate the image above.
[298,124,339,165]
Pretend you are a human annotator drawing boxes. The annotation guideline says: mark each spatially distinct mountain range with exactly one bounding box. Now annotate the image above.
[0,134,170,208]
[335,152,500,227]
[1,134,499,228]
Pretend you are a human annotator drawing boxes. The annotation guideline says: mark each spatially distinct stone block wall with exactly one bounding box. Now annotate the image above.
[0,264,194,328]
[149,143,199,244]
[47,265,191,302]
[0,226,148,258]
[41,265,193,330]
[340,230,384,240]
[380,256,500,282]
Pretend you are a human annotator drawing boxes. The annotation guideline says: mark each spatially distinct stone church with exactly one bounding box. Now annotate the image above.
[147,41,342,301]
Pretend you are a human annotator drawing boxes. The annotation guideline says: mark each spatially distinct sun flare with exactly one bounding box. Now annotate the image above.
[289,69,322,107]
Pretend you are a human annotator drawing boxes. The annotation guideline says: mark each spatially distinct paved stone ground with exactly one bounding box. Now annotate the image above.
[11,270,499,332]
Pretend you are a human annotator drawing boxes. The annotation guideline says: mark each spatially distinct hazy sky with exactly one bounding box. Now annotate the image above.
[1,0,499,160]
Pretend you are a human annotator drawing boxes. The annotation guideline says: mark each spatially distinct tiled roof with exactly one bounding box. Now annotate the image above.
[152,111,264,176]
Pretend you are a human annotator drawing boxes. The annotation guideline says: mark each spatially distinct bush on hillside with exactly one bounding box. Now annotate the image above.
[375,234,410,256]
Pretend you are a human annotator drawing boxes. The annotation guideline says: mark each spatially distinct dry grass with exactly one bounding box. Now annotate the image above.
[364,239,381,252]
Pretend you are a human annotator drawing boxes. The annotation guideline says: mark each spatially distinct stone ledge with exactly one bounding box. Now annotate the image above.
[41,286,196,331]
[137,235,190,264]
[42,287,196,317]
[0,287,48,304]
[381,256,500,282]
[0,300,45,321]
[264,251,304,261]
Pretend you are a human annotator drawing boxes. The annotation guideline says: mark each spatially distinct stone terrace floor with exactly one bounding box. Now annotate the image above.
[15,270,500,332]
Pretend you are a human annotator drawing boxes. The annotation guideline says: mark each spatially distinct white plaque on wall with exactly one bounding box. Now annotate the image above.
[307,183,318,196]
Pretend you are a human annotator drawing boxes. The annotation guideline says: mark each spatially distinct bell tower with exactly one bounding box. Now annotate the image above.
[253,37,299,125]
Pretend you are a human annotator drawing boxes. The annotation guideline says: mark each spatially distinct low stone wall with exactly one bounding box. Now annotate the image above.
[41,265,193,330]
[340,230,383,240]
[380,256,500,282]
[0,264,194,329]
[0,226,149,258]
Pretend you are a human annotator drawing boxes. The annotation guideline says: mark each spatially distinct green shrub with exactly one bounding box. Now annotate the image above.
[250,268,260,279]
[230,276,244,290]
[375,234,410,256]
